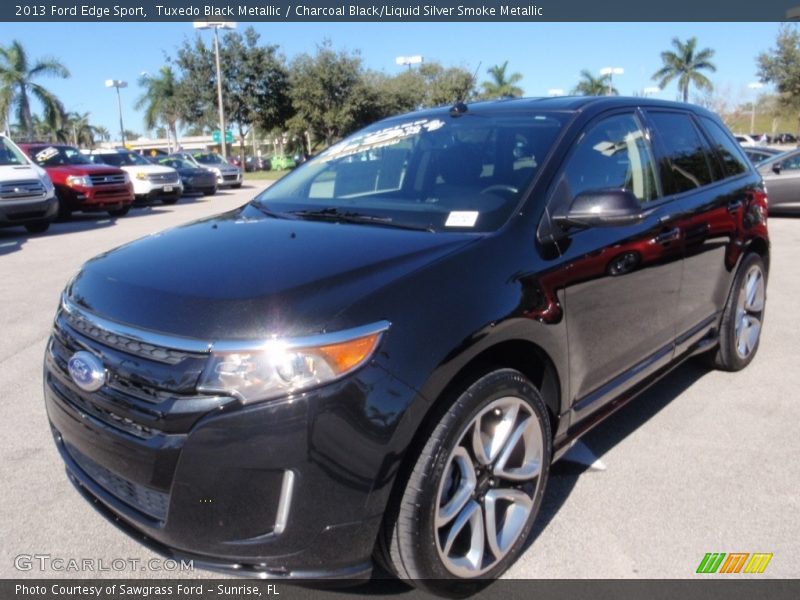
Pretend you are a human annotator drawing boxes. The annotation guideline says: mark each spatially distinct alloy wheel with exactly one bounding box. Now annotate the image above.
[434,396,544,577]
[734,264,765,359]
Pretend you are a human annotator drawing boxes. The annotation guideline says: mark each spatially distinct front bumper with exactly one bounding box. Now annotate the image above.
[0,192,57,226]
[58,183,134,211]
[44,311,418,576]
[216,171,242,187]
[132,180,183,199]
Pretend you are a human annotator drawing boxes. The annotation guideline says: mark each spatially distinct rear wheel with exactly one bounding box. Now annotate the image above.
[378,368,551,593]
[710,253,766,371]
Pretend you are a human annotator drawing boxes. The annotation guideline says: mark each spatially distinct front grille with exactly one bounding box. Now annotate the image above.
[62,307,192,365]
[147,172,179,184]
[222,174,238,182]
[0,179,46,200]
[90,173,127,186]
[65,442,169,521]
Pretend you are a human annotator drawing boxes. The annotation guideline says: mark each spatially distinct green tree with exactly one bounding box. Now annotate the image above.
[288,41,376,147]
[174,28,293,158]
[480,61,523,99]
[0,39,69,138]
[572,69,616,96]
[136,66,182,151]
[652,37,716,102]
[757,25,800,138]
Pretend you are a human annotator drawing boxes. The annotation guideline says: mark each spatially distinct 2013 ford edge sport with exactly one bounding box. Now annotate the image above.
[44,97,769,591]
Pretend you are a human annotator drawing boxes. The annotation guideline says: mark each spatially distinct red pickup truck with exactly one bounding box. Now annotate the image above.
[20,143,134,219]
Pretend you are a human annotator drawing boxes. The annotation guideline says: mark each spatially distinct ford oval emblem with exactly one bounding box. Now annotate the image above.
[67,351,106,392]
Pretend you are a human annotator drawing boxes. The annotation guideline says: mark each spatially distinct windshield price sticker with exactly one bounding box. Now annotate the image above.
[445,211,479,227]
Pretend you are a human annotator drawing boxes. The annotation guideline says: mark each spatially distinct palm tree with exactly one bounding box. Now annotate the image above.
[0,40,69,138]
[652,37,716,103]
[481,61,524,99]
[59,112,96,147]
[94,125,110,143]
[572,69,617,96]
[135,66,181,151]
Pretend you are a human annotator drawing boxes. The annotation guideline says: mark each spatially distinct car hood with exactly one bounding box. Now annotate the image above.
[117,164,175,175]
[177,167,215,177]
[68,203,478,341]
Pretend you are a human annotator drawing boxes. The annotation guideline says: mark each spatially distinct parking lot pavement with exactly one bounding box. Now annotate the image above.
[0,194,797,581]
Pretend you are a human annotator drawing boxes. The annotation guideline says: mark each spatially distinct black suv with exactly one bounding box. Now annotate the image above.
[44,97,768,590]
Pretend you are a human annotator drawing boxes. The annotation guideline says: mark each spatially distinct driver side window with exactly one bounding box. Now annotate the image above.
[562,113,660,204]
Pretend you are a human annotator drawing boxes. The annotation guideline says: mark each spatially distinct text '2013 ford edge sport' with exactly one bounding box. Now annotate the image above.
[44,97,768,592]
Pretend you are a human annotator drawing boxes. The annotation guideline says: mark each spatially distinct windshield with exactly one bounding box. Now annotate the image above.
[193,153,227,165]
[0,137,30,166]
[94,152,150,167]
[254,112,565,233]
[161,158,195,169]
[30,145,92,167]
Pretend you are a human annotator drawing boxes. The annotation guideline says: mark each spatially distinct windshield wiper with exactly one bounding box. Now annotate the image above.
[291,208,434,232]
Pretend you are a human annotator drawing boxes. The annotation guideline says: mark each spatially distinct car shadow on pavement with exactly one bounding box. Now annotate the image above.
[524,359,710,550]
[0,233,26,255]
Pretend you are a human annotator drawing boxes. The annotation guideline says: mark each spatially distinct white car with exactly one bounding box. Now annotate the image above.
[735,134,759,148]
[88,150,183,205]
[0,134,58,233]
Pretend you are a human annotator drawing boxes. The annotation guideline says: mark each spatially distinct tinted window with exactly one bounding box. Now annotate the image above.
[780,151,800,170]
[257,113,566,233]
[558,113,660,204]
[700,117,750,178]
[648,112,713,193]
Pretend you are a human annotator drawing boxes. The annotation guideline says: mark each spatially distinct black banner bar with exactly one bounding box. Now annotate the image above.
[2,0,799,22]
[3,580,800,600]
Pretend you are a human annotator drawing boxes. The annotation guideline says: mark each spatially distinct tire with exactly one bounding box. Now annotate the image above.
[56,196,71,222]
[24,220,50,234]
[709,253,767,371]
[378,368,551,593]
[108,206,130,217]
[161,196,179,206]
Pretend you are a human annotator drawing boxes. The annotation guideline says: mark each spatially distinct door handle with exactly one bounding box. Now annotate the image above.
[728,199,743,212]
[655,227,681,244]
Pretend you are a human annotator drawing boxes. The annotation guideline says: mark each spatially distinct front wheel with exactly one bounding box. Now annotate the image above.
[710,252,767,371]
[108,206,130,217]
[378,369,551,592]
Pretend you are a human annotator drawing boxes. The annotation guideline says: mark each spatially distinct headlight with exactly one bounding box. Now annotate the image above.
[198,321,390,403]
[65,175,92,188]
[42,174,55,192]
[135,172,148,180]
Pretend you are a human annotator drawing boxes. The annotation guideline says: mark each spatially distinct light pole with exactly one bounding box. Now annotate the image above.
[105,79,128,146]
[194,21,236,160]
[396,55,423,69]
[600,67,624,95]
[748,82,764,134]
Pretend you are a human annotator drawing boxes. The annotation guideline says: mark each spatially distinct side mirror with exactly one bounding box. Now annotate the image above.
[552,189,644,229]
[772,163,782,175]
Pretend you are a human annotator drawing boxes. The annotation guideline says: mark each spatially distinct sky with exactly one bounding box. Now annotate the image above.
[0,21,784,139]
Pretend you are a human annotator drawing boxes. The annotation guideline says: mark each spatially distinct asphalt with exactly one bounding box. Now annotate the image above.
[0,186,797,582]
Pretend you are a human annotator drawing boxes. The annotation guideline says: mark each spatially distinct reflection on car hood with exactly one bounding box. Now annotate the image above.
[69,204,477,340]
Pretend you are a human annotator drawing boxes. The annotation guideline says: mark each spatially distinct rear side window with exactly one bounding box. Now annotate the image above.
[700,117,750,179]
[648,112,714,193]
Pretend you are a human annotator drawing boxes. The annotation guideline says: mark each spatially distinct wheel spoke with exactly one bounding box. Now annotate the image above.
[472,401,519,466]
[494,416,542,481]
[484,488,534,560]
[441,500,485,572]
[745,270,764,312]
[436,447,477,527]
